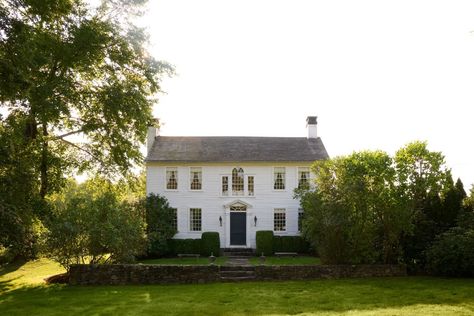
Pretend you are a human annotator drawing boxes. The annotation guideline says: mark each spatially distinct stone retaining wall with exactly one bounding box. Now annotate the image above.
[68,264,406,285]
[254,264,406,281]
[69,264,220,285]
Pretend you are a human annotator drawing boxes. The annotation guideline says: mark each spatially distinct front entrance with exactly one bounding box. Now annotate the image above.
[230,211,246,246]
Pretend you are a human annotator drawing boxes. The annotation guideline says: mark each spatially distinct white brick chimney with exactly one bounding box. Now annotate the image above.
[306,116,317,139]
[147,118,160,154]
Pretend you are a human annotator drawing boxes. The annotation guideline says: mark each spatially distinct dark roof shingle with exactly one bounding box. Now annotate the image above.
[146,136,329,162]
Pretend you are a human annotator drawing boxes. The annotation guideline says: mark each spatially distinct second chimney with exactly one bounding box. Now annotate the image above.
[306,116,317,139]
[147,118,160,154]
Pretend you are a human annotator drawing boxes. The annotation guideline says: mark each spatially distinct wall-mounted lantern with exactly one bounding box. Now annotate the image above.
[219,216,223,226]
[254,216,258,227]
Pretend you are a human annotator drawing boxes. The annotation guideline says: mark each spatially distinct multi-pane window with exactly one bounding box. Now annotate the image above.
[171,208,178,232]
[222,176,229,196]
[189,208,202,231]
[298,208,304,232]
[166,167,178,190]
[273,167,286,190]
[298,167,310,189]
[248,176,254,196]
[190,167,202,190]
[232,168,244,195]
[274,208,286,231]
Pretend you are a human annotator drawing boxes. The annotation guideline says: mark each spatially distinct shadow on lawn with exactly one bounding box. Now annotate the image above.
[1,277,474,315]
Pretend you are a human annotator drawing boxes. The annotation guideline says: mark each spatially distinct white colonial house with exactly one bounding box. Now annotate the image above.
[145,116,328,249]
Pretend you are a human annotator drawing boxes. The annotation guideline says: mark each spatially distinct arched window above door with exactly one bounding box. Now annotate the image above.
[232,167,244,195]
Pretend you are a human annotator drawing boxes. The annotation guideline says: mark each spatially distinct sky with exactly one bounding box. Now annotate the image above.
[143,0,474,188]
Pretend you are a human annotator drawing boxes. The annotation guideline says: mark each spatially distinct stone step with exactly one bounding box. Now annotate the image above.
[224,252,255,257]
[222,248,254,253]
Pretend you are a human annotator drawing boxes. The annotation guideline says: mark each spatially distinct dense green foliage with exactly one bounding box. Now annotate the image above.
[0,0,171,258]
[299,141,472,269]
[44,178,146,270]
[273,235,310,253]
[142,194,176,257]
[299,150,412,264]
[169,238,202,255]
[2,260,474,316]
[425,226,474,277]
[395,142,466,270]
[256,230,274,255]
[201,232,220,257]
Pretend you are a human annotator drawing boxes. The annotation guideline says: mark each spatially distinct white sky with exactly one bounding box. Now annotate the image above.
[144,0,474,188]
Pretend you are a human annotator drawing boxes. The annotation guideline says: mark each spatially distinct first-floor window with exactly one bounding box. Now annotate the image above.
[274,208,286,231]
[171,208,178,232]
[190,208,202,231]
[298,208,304,232]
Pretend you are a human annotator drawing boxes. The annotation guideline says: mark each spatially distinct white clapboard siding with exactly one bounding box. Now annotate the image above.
[146,163,311,249]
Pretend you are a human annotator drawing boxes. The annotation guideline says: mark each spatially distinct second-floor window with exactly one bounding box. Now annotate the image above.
[298,167,310,189]
[166,167,178,190]
[274,167,286,190]
[232,168,244,195]
[248,176,254,196]
[190,167,202,190]
[222,176,229,196]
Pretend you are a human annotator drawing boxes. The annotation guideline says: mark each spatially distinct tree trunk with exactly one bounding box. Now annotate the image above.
[40,124,48,199]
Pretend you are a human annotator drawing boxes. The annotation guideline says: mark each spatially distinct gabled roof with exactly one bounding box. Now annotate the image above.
[146,136,329,163]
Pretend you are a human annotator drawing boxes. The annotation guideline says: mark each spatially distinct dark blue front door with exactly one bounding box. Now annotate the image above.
[230,212,246,245]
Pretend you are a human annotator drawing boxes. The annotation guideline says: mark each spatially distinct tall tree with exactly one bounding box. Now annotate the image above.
[0,0,173,198]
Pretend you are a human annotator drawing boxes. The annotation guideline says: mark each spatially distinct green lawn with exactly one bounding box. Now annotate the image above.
[2,259,474,315]
[139,256,228,265]
[249,255,322,265]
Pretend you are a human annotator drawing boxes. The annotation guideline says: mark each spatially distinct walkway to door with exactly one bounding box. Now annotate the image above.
[220,248,255,281]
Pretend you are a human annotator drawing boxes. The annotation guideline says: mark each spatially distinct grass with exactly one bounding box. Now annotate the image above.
[249,255,322,265]
[1,259,474,315]
[138,256,228,265]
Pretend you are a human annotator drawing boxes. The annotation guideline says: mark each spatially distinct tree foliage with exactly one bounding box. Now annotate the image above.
[299,150,412,264]
[141,193,176,257]
[45,178,146,270]
[0,0,173,198]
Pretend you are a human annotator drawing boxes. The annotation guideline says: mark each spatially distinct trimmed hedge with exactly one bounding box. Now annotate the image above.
[256,231,274,255]
[201,232,220,257]
[170,238,202,255]
[273,235,311,253]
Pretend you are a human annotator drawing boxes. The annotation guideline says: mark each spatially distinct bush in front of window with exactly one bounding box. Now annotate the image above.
[201,232,220,257]
[170,238,203,255]
[273,236,311,253]
[256,230,274,256]
[142,194,177,257]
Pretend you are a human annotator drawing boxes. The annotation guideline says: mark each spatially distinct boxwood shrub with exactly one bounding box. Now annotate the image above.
[201,232,220,256]
[170,238,202,255]
[273,235,311,253]
[256,230,274,255]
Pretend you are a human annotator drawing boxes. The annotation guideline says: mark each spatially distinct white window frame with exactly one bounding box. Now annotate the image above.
[222,175,229,196]
[247,175,254,196]
[171,208,178,232]
[298,208,304,232]
[190,167,202,190]
[166,167,178,190]
[273,208,286,232]
[298,167,310,189]
[273,167,286,190]
[232,167,245,196]
[189,208,202,232]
